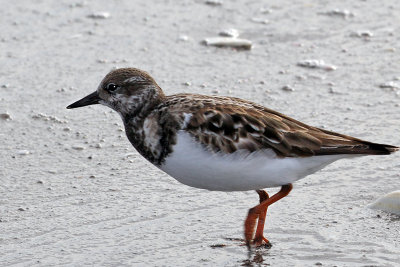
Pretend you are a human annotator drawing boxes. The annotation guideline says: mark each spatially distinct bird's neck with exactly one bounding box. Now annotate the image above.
[120,87,167,164]
[120,85,165,124]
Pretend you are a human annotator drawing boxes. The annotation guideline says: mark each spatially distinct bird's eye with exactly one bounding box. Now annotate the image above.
[106,83,118,92]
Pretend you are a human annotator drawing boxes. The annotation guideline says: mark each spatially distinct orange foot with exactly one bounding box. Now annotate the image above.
[254,190,271,247]
[244,184,293,248]
[253,235,272,248]
[244,209,272,248]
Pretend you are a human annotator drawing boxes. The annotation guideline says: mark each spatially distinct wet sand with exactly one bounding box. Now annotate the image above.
[1,0,399,266]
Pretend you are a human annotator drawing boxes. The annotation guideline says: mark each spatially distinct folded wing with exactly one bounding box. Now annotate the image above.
[166,94,398,157]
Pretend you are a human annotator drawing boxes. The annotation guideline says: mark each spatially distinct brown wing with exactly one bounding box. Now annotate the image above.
[164,94,398,157]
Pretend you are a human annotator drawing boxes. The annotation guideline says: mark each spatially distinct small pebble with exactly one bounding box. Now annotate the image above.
[210,244,226,248]
[95,143,102,148]
[87,12,110,19]
[18,208,25,211]
[250,18,269,24]
[124,153,137,159]
[68,34,83,39]
[183,81,191,86]
[219,28,239,38]
[295,75,306,81]
[108,188,120,192]
[37,180,44,184]
[350,30,373,38]
[1,84,10,88]
[0,112,12,120]
[379,81,399,90]
[384,48,395,52]
[260,8,272,14]
[282,85,295,92]
[320,9,355,18]
[89,175,96,179]
[205,0,223,6]
[178,35,189,42]
[69,2,85,8]
[17,150,30,155]
[72,145,85,150]
[328,87,337,94]
[297,60,337,71]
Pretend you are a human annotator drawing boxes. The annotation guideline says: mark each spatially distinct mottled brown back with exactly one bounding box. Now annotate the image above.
[161,94,398,157]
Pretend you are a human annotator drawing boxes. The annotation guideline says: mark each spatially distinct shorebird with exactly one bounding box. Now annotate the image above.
[67,68,398,247]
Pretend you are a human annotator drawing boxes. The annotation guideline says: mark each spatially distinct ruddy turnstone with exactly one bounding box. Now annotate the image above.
[67,68,399,247]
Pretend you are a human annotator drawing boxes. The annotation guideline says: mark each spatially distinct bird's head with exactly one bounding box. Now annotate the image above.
[67,68,165,116]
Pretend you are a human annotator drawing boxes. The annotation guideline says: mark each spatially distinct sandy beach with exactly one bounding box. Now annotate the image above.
[1,0,399,266]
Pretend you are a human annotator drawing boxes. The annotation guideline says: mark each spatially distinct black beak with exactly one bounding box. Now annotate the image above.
[67,91,100,109]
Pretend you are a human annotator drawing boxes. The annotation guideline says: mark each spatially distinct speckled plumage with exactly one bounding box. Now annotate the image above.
[155,93,398,159]
[67,67,399,247]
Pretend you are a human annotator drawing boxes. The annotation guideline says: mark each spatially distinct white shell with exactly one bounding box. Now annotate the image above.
[203,37,252,50]
[368,190,400,215]
[297,59,337,71]
[87,12,110,19]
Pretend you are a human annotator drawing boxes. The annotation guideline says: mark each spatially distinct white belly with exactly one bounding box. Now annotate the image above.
[159,131,352,191]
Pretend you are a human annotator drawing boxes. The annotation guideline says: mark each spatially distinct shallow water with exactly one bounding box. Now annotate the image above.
[1,0,399,266]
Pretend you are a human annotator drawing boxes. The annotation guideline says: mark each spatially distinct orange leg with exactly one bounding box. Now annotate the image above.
[253,190,270,246]
[244,184,293,248]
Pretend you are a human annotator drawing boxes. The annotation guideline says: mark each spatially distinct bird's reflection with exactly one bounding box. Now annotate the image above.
[212,238,272,266]
[241,245,272,266]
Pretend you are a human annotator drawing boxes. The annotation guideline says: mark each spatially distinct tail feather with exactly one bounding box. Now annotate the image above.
[367,142,399,155]
[315,142,399,156]
[313,126,399,156]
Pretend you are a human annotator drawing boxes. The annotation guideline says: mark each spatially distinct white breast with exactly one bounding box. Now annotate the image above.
[159,131,355,191]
